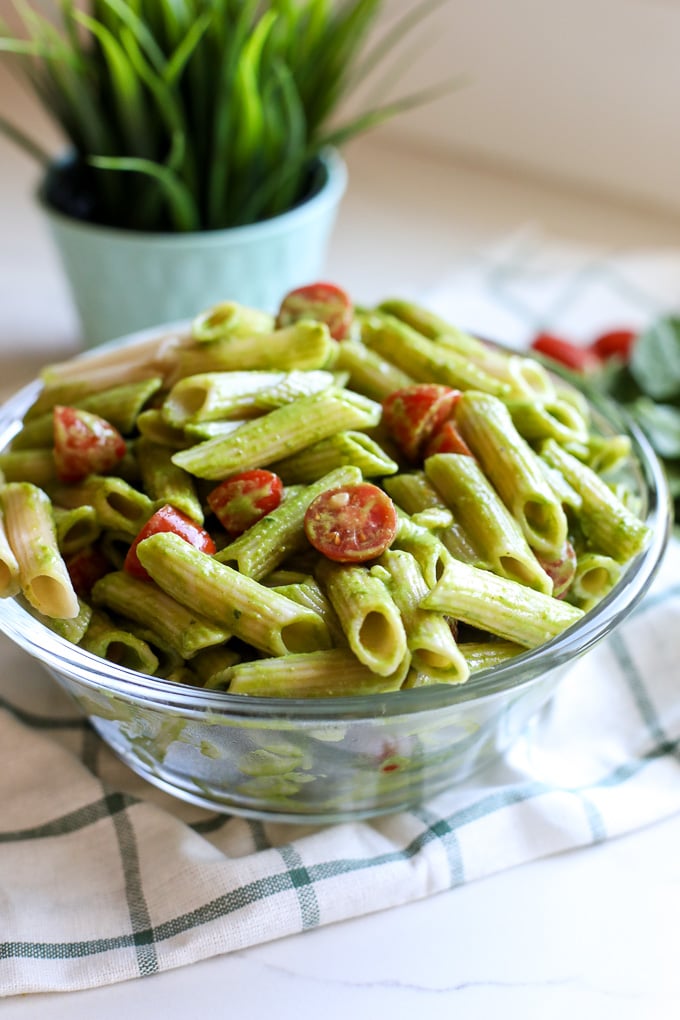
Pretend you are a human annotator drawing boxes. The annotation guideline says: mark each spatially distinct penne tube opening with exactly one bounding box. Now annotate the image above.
[26,574,79,619]
[498,554,552,595]
[519,497,567,556]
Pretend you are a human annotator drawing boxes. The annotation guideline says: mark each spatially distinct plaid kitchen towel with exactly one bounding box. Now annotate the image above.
[2,232,680,997]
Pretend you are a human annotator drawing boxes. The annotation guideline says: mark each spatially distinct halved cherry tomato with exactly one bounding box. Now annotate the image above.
[276,282,353,340]
[537,541,577,599]
[53,405,126,483]
[530,333,600,372]
[423,418,473,458]
[304,482,398,562]
[124,504,216,581]
[65,545,111,598]
[207,469,284,536]
[589,328,636,362]
[382,384,461,461]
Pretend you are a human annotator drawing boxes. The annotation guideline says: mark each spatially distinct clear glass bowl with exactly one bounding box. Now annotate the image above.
[0,373,671,823]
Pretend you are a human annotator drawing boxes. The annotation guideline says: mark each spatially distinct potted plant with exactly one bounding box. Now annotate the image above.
[0,0,449,346]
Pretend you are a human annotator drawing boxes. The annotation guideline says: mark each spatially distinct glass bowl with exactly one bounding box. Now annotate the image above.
[0,366,671,824]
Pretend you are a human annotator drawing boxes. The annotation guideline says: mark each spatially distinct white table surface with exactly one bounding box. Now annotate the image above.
[2,91,680,1016]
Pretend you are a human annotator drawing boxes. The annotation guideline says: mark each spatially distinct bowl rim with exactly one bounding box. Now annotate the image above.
[0,335,671,721]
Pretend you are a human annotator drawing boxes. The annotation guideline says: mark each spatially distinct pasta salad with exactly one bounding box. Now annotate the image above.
[0,283,651,697]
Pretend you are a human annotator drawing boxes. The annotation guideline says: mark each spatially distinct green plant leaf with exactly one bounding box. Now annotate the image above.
[319,76,463,149]
[73,9,153,156]
[89,150,199,231]
[164,11,212,86]
[630,316,680,401]
[627,397,680,459]
[96,0,167,73]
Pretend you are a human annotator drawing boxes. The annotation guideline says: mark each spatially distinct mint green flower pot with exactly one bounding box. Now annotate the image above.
[40,149,347,347]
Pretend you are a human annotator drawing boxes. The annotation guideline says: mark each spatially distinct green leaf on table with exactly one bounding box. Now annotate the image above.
[628,397,680,459]
[630,316,680,401]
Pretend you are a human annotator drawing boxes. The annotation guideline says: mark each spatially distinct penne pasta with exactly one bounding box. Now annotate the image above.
[421,557,583,648]
[172,387,381,480]
[2,482,79,618]
[218,648,406,697]
[315,558,408,677]
[136,531,332,657]
[381,549,469,685]
[540,438,650,563]
[91,570,232,659]
[456,391,569,558]
[162,369,335,426]
[425,453,552,594]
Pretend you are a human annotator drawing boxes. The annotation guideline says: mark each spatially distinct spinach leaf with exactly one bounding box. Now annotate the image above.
[629,316,680,401]
[627,397,680,459]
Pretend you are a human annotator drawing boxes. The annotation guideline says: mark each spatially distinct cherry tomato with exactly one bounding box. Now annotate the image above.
[589,328,636,362]
[65,545,111,598]
[207,469,284,536]
[537,541,577,599]
[276,282,353,340]
[423,418,473,458]
[530,333,600,372]
[304,482,398,563]
[53,405,126,483]
[382,384,461,461]
[124,504,216,581]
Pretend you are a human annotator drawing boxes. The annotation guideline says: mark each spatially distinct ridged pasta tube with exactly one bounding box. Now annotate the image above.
[91,570,233,660]
[569,552,623,609]
[219,648,407,697]
[540,438,650,562]
[136,437,204,524]
[271,431,398,484]
[0,509,20,598]
[169,321,334,381]
[316,559,408,677]
[0,450,57,487]
[421,558,583,648]
[381,549,469,685]
[162,369,335,426]
[172,387,381,480]
[334,338,415,401]
[360,311,509,397]
[2,482,78,618]
[456,391,568,558]
[383,472,481,565]
[53,505,101,555]
[458,640,524,673]
[136,531,332,657]
[81,609,160,674]
[425,453,552,594]
[52,476,153,537]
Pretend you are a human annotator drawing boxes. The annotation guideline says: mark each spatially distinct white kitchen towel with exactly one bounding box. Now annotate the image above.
[2,232,680,996]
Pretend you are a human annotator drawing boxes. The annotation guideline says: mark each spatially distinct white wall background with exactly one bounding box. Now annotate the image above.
[378,0,680,217]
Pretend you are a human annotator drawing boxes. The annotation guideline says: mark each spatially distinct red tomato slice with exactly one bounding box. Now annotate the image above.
[207,469,284,536]
[53,405,126,483]
[124,504,216,580]
[382,384,461,461]
[530,333,599,372]
[589,328,636,362]
[304,483,398,563]
[65,545,110,598]
[276,281,353,340]
[423,419,473,458]
[537,541,577,599]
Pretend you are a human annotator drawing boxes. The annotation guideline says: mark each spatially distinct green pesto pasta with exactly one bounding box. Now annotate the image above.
[0,290,654,699]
